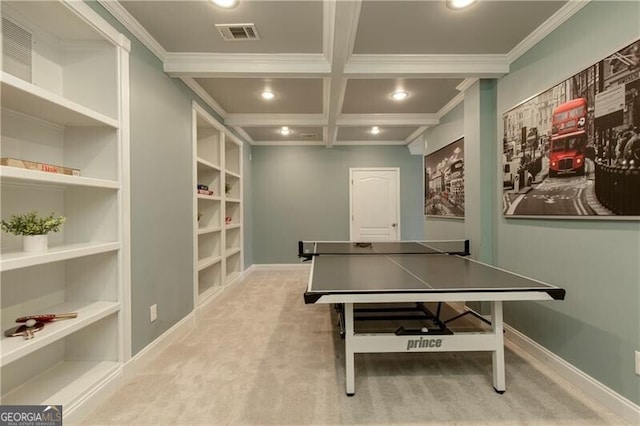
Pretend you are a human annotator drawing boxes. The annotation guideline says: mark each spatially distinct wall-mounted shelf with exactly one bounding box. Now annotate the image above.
[0,242,120,271]
[1,302,120,366]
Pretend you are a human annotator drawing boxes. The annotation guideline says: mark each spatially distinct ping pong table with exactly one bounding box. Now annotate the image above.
[299,240,565,396]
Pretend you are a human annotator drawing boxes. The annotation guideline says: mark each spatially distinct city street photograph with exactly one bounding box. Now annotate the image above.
[502,39,639,218]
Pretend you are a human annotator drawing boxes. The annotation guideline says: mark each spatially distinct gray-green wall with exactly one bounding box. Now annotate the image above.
[126,39,194,355]
[251,145,424,263]
[90,2,252,356]
[494,1,640,404]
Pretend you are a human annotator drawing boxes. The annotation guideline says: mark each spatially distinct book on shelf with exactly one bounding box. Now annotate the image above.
[197,188,214,195]
[197,184,209,190]
[1,157,80,176]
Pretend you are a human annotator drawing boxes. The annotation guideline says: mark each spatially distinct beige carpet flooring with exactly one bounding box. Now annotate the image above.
[83,269,627,425]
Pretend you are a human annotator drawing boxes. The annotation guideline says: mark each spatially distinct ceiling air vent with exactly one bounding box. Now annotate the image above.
[301,133,318,138]
[215,23,260,41]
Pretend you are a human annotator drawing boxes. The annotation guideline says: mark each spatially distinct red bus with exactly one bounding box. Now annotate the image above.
[549,98,587,177]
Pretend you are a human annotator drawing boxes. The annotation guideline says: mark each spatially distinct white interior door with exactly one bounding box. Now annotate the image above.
[350,168,400,241]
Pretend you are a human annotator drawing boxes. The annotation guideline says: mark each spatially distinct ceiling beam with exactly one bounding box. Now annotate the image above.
[344,54,509,77]
[225,114,327,127]
[164,53,330,77]
[325,0,362,148]
[337,114,438,126]
[334,140,408,146]
[251,140,325,146]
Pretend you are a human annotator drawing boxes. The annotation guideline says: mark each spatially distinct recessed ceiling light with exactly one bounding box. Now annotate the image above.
[211,0,239,8]
[261,90,275,100]
[391,90,409,101]
[370,126,381,135]
[279,126,291,136]
[446,0,476,10]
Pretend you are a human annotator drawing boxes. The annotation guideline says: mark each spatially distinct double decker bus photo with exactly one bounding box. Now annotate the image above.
[549,98,588,177]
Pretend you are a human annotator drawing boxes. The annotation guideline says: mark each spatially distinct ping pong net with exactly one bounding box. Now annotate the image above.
[298,239,470,261]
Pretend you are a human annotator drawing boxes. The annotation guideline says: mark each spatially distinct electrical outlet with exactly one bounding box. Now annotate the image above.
[150,304,158,323]
[635,351,640,376]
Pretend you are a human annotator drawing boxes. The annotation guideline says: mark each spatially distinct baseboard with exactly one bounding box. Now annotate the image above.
[505,324,640,425]
[64,367,125,425]
[248,263,310,271]
[123,311,196,379]
[196,267,252,310]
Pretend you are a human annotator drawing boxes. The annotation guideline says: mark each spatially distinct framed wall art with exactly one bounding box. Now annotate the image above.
[425,137,465,218]
[502,39,640,219]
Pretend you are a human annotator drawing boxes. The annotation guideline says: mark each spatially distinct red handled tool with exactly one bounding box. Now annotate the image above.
[15,313,78,323]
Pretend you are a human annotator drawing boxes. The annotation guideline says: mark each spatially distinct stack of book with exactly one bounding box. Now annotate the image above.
[1,157,80,176]
[197,184,213,196]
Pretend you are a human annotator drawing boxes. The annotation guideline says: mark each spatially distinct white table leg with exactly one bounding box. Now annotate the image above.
[491,300,506,393]
[344,303,355,396]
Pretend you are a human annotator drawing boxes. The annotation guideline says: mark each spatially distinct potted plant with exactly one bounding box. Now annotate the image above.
[1,211,67,253]
[225,183,231,195]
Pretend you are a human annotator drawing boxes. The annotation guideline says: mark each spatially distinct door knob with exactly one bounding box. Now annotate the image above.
[391,223,397,227]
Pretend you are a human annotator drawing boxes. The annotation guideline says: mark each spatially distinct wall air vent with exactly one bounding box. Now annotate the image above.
[301,133,318,138]
[215,23,260,41]
[2,17,32,82]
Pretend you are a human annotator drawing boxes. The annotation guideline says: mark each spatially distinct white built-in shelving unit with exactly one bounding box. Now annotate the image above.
[223,134,243,284]
[0,0,130,419]
[192,102,243,308]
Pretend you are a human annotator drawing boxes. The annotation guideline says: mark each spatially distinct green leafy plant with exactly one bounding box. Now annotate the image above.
[1,211,67,236]
[225,183,231,194]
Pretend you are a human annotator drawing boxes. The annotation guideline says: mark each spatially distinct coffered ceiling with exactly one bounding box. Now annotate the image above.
[102,0,587,147]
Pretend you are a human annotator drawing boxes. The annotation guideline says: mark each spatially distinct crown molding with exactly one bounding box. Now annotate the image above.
[192,101,247,146]
[164,53,330,77]
[344,54,509,77]
[405,126,429,144]
[232,127,255,145]
[98,0,165,60]
[456,78,478,93]
[407,134,426,155]
[181,77,227,120]
[225,114,327,127]
[438,91,465,119]
[507,0,591,64]
[59,1,129,51]
[337,114,439,126]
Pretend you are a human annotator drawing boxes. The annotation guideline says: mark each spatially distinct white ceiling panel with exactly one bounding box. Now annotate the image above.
[194,78,324,113]
[354,1,567,55]
[120,0,323,53]
[244,126,324,142]
[342,79,463,114]
[337,126,418,142]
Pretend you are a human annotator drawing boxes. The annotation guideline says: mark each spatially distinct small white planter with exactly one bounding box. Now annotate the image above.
[23,235,48,253]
